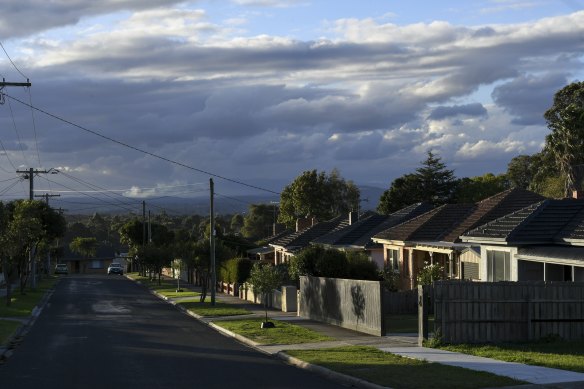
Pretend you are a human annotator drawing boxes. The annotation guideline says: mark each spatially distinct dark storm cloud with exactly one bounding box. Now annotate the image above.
[428,103,487,120]
[491,74,569,125]
[0,0,186,39]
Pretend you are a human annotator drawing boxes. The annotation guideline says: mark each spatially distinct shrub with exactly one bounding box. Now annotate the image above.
[315,249,348,278]
[346,251,379,280]
[219,258,253,284]
[416,261,444,286]
[289,245,325,280]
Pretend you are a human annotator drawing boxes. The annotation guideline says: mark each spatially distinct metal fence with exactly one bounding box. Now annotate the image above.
[432,281,584,343]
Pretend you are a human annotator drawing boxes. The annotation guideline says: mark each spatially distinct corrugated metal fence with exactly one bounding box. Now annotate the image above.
[433,281,584,343]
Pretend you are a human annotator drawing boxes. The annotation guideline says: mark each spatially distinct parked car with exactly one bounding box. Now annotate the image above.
[55,263,68,275]
[107,263,123,275]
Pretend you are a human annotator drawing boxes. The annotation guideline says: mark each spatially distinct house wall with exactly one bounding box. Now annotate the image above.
[479,245,519,281]
[460,250,481,280]
[370,248,384,269]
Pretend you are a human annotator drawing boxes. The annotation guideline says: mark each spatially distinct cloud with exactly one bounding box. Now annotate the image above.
[0,0,187,39]
[2,7,584,194]
[491,73,569,125]
[428,103,488,120]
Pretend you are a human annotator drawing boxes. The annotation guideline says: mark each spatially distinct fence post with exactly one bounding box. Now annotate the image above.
[526,296,532,341]
[418,285,428,346]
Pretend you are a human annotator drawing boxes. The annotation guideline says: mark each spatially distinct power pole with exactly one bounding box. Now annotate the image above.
[34,193,60,205]
[0,78,31,104]
[210,178,216,306]
[17,167,57,289]
[35,193,60,275]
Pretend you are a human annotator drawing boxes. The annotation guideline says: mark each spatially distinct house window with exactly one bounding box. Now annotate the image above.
[462,262,479,280]
[90,260,104,269]
[486,250,510,281]
[386,249,399,272]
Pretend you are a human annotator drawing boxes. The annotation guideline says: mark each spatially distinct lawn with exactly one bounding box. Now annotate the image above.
[176,300,251,317]
[286,346,524,389]
[440,340,584,373]
[127,273,200,298]
[0,320,21,346]
[0,276,58,317]
[213,318,334,345]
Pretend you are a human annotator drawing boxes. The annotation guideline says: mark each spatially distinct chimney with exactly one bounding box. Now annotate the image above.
[573,190,584,199]
[296,217,312,232]
[349,211,359,225]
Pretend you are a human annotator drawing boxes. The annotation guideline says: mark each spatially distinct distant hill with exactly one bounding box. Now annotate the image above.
[57,185,385,216]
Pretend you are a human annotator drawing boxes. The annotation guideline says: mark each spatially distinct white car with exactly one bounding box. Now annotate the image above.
[107,263,123,275]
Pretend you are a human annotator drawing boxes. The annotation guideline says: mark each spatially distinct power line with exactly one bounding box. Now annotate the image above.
[42,177,139,214]
[26,89,42,168]
[4,93,280,195]
[0,42,28,80]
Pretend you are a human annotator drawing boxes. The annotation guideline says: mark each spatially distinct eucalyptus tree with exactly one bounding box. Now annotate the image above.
[544,81,584,195]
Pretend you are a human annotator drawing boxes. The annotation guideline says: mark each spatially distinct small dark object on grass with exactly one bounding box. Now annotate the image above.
[261,321,275,329]
[176,289,183,293]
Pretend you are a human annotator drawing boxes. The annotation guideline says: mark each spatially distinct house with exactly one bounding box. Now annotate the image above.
[461,196,584,282]
[63,245,118,274]
[269,214,352,264]
[312,203,433,269]
[246,229,292,263]
[372,188,545,289]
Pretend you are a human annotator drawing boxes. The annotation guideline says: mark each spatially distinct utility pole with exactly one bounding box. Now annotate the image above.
[17,167,58,289]
[35,193,60,276]
[210,178,216,306]
[35,193,60,205]
[0,78,31,105]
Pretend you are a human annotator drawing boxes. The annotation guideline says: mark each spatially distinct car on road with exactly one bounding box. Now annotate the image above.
[107,263,124,275]
[54,263,68,275]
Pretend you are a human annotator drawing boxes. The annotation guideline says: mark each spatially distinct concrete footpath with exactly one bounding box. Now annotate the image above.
[155,279,584,388]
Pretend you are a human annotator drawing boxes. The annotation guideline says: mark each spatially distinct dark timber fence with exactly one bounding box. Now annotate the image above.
[431,281,584,344]
[299,276,383,336]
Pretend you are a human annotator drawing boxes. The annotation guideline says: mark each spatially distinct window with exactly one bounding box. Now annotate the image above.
[386,249,400,272]
[486,250,510,281]
[90,260,104,269]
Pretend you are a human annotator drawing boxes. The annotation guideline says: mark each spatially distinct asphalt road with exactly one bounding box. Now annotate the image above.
[0,275,346,389]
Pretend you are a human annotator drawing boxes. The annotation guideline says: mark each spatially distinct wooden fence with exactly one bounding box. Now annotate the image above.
[431,281,584,343]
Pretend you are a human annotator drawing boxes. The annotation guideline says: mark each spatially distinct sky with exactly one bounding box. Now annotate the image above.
[1,0,584,212]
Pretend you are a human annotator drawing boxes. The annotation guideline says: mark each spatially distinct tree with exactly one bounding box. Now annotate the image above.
[416,151,457,204]
[0,200,65,299]
[544,81,584,195]
[506,155,535,189]
[278,169,360,228]
[378,151,456,214]
[454,173,510,203]
[248,262,283,327]
[377,174,420,214]
[241,204,276,240]
[69,237,98,259]
[230,214,244,234]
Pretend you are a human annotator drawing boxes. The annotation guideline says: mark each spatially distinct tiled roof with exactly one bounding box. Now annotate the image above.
[313,203,433,248]
[269,214,349,252]
[374,188,545,244]
[464,198,584,244]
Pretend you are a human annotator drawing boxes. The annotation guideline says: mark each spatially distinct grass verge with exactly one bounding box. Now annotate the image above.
[440,340,584,373]
[127,273,199,298]
[177,300,250,317]
[0,276,58,317]
[286,346,524,389]
[213,318,334,345]
[0,320,21,346]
